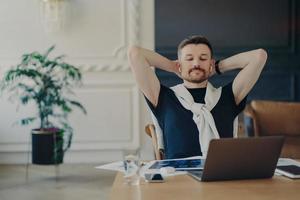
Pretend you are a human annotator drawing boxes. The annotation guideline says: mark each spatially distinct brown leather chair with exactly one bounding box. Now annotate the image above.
[244,100,300,159]
[145,124,164,160]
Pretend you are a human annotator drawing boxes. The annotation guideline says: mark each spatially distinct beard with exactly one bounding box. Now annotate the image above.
[181,68,209,83]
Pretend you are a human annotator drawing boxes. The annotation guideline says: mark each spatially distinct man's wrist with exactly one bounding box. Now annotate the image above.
[215,60,222,75]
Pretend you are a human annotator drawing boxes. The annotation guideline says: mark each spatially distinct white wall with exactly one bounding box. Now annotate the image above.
[0,0,154,163]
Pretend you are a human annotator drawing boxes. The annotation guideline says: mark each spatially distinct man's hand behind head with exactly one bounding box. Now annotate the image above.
[172,60,182,79]
[209,59,217,77]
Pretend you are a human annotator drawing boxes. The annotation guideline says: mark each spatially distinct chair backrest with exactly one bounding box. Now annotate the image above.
[244,100,300,136]
[145,113,245,160]
[145,124,164,160]
[244,100,300,158]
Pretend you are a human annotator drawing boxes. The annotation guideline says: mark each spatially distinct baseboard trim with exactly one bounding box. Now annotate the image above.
[0,150,125,164]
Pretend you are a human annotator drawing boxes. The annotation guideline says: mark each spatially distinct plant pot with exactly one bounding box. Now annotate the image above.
[31,128,64,165]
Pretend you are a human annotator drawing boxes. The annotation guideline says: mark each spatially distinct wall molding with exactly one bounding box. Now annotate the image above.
[77,0,141,72]
[0,0,155,164]
[0,80,140,152]
[0,0,141,72]
[78,63,131,72]
[0,150,124,164]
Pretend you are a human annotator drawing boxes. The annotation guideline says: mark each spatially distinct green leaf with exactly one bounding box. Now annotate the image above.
[20,95,30,105]
[43,45,55,58]
[68,100,87,114]
[54,55,65,62]
[20,117,36,126]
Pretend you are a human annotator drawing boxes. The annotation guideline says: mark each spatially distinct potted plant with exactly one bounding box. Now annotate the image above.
[0,46,87,164]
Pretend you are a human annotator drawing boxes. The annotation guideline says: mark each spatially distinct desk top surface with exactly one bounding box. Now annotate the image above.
[109,172,300,200]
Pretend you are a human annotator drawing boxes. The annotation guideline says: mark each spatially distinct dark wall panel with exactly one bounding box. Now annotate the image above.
[155,0,300,102]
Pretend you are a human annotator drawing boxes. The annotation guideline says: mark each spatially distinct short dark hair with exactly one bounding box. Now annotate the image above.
[177,35,213,58]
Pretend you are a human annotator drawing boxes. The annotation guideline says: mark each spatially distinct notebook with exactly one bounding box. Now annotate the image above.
[276,165,300,179]
[148,157,204,171]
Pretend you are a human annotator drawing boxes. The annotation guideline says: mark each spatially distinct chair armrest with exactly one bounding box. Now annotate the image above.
[145,124,164,160]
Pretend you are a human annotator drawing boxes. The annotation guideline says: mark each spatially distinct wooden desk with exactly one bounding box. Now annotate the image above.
[110,172,300,200]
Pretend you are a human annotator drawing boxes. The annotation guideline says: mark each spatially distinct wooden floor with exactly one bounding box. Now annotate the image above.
[0,164,116,200]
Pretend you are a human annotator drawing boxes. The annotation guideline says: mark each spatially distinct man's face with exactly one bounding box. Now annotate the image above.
[178,44,213,83]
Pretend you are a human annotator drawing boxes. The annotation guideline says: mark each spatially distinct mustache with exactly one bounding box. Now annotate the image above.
[188,67,205,74]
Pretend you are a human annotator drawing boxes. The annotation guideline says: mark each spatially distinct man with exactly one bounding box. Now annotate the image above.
[128,35,267,159]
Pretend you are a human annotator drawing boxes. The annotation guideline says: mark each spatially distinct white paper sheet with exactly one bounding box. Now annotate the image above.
[95,161,125,172]
[277,158,300,166]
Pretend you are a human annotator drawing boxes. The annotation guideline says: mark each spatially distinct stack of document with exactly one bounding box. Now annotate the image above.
[276,158,300,179]
[95,156,203,177]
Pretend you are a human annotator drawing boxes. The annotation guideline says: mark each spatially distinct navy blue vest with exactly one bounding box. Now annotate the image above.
[145,82,247,159]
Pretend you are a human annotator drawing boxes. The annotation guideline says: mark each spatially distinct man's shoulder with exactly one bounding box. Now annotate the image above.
[161,83,179,94]
[144,83,176,111]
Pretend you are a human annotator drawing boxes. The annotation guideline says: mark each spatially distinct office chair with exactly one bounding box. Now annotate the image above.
[145,124,164,160]
[244,100,300,158]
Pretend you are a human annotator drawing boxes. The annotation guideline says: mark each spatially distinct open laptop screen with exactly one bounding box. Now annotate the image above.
[199,136,284,181]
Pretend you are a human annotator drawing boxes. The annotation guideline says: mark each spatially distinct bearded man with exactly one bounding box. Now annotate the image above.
[128,35,267,159]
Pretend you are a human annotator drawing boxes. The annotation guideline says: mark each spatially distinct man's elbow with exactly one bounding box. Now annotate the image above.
[255,48,268,64]
[127,45,141,60]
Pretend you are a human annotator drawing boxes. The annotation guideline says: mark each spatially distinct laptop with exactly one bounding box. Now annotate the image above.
[187,136,284,182]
